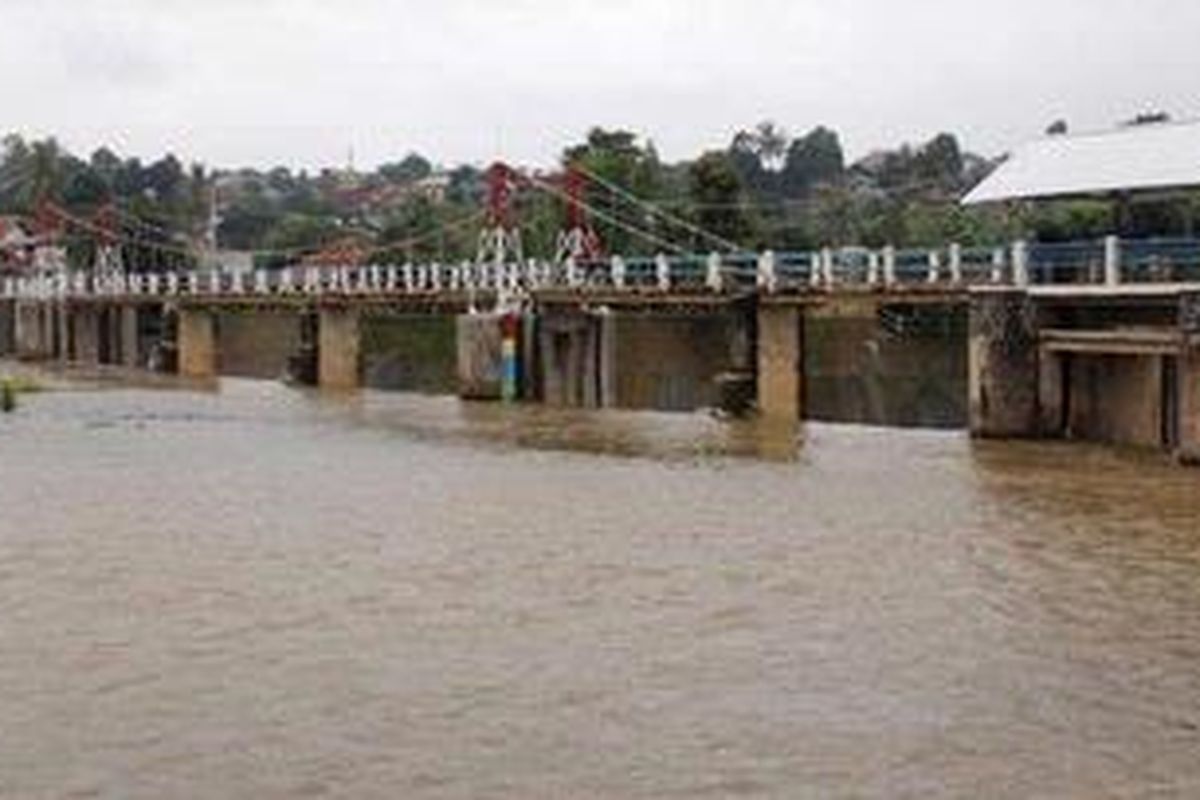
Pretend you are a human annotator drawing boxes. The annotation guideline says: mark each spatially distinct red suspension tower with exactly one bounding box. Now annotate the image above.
[477,162,524,266]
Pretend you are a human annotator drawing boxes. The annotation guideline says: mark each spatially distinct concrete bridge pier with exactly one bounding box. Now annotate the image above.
[457,313,505,400]
[120,305,141,368]
[14,301,52,360]
[318,306,361,390]
[177,307,217,379]
[538,311,612,408]
[968,290,1040,438]
[54,303,69,361]
[1179,293,1200,463]
[0,299,13,356]
[71,305,102,365]
[756,305,803,422]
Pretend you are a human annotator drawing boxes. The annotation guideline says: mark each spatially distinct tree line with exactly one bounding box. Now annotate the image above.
[2,120,1199,271]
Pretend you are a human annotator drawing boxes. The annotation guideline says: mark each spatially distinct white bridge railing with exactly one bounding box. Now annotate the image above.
[3,237,1199,302]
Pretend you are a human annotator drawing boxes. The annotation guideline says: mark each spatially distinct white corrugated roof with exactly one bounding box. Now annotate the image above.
[962,119,1200,204]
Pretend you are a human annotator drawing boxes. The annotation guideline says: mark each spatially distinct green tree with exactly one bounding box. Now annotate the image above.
[781,126,844,198]
[379,153,433,184]
[688,152,756,247]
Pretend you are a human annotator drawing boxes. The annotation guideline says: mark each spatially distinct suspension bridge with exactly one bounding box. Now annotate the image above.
[1,161,1199,463]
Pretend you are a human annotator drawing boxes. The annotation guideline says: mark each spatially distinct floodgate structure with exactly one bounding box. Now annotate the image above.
[1,236,1198,464]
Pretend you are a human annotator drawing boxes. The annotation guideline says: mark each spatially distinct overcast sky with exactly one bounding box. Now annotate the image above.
[2,0,1198,171]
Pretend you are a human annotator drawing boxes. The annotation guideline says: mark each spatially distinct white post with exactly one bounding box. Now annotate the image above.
[612,255,627,289]
[1012,240,1029,288]
[926,250,941,283]
[867,251,881,286]
[403,264,415,293]
[280,268,294,293]
[656,254,671,291]
[1104,235,1121,287]
[758,251,777,293]
[808,252,821,288]
[385,265,398,292]
[706,252,722,291]
[254,270,268,294]
[232,270,245,294]
[949,243,963,284]
[822,248,835,287]
[209,270,222,295]
[883,245,897,287]
[991,247,1005,283]
[564,257,579,289]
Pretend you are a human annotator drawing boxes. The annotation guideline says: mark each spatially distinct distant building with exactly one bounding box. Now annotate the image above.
[0,216,35,275]
[963,117,1200,205]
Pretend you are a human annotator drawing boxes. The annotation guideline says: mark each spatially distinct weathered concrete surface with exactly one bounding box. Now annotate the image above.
[456,314,504,400]
[0,300,13,356]
[1037,351,1066,436]
[1180,350,1200,463]
[318,308,360,390]
[1179,293,1200,463]
[54,304,69,361]
[610,314,734,411]
[969,291,1039,438]
[217,312,303,379]
[540,313,605,408]
[1065,354,1163,447]
[757,306,802,422]
[71,306,102,365]
[15,302,51,360]
[178,308,217,379]
[361,316,456,393]
[807,302,967,428]
[121,306,140,368]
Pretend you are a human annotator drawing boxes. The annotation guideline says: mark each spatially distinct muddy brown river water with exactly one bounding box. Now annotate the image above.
[1,370,1198,798]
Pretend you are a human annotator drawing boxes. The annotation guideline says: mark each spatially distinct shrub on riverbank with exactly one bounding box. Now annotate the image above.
[1,375,43,412]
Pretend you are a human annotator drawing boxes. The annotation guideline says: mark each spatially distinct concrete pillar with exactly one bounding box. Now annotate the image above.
[520,313,540,402]
[178,307,217,379]
[1179,350,1200,464]
[598,313,617,408]
[121,306,140,368]
[1104,236,1122,287]
[41,304,56,359]
[456,313,504,400]
[968,290,1040,438]
[539,313,602,408]
[1038,350,1067,436]
[71,305,101,365]
[0,299,14,356]
[756,304,802,422]
[54,303,69,360]
[318,307,360,390]
[1012,240,1030,287]
[14,302,44,359]
[1179,293,1200,464]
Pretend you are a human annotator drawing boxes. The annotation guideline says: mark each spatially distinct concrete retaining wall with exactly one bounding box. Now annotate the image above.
[217,312,303,379]
[1066,354,1164,447]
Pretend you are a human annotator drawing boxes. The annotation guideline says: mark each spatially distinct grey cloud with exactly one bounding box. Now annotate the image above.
[1,0,1199,170]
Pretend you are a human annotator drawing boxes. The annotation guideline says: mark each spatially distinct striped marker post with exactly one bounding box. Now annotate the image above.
[501,313,520,402]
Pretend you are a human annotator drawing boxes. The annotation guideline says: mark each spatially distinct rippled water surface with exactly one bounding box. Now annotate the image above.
[1,369,1199,799]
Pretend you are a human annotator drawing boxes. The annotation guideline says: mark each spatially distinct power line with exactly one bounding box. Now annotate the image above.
[570,162,743,252]
[523,174,690,256]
